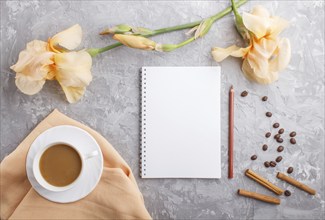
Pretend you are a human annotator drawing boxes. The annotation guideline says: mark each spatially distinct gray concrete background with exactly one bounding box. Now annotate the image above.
[1,1,324,219]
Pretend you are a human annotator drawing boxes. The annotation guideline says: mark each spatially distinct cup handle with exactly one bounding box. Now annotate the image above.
[83,150,99,160]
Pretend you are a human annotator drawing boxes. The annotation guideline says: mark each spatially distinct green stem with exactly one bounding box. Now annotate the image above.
[89,0,247,56]
[230,0,250,42]
[96,42,122,54]
[210,0,240,22]
[231,0,241,18]
[150,21,201,36]
[176,37,195,48]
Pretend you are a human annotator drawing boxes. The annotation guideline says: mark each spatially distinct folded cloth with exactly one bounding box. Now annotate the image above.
[0,109,151,219]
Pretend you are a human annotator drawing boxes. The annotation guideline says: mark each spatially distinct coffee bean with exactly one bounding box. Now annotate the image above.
[275,156,283,163]
[262,144,268,151]
[284,190,291,196]
[264,161,270,168]
[290,131,296,137]
[273,123,280,128]
[262,96,268,101]
[265,132,271,138]
[266,112,272,117]
[290,138,296,144]
[277,138,283,143]
[251,155,257,160]
[278,128,284,134]
[277,146,284,152]
[241,91,248,97]
[270,161,277,167]
[287,167,294,174]
[274,134,281,139]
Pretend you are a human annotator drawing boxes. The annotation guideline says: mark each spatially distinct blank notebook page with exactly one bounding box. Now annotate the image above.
[140,66,221,178]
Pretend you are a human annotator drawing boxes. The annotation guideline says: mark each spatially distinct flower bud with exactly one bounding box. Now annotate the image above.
[100,24,132,35]
[155,43,178,52]
[194,18,214,39]
[113,34,156,50]
[131,27,155,35]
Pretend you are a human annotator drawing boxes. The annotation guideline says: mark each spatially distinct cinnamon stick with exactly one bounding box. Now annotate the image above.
[245,169,284,195]
[238,189,280,205]
[277,172,316,195]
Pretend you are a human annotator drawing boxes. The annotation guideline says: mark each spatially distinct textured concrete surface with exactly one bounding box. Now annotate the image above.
[1,1,324,219]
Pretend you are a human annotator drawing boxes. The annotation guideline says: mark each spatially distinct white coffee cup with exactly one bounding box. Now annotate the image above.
[32,142,98,192]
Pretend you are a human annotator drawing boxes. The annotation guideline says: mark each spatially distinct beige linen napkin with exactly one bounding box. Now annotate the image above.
[0,109,151,219]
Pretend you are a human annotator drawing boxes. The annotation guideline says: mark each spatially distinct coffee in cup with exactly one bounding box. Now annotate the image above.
[39,144,82,187]
[33,142,98,192]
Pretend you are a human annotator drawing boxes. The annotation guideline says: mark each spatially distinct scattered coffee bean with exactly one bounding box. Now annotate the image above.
[278,128,284,134]
[284,190,291,196]
[275,156,283,163]
[287,167,294,174]
[264,161,270,167]
[277,138,284,143]
[274,134,281,139]
[262,96,268,101]
[273,123,280,128]
[251,155,257,160]
[290,131,296,137]
[277,146,284,152]
[290,138,296,144]
[241,91,248,97]
[270,161,277,167]
[262,144,268,151]
[266,112,272,117]
[265,132,271,138]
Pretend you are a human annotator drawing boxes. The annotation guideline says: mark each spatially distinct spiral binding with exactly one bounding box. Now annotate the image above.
[140,67,147,177]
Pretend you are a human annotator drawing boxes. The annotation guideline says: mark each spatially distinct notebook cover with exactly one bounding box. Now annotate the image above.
[140,66,221,178]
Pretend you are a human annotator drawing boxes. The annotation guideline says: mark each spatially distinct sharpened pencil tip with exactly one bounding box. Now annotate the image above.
[230,85,233,90]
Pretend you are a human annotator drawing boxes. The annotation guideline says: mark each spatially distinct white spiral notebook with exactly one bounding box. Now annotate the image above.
[140,66,221,178]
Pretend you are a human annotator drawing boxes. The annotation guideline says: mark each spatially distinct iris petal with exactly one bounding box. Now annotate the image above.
[54,51,92,88]
[15,74,46,95]
[269,38,291,72]
[212,45,250,62]
[60,84,86,103]
[49,24,82,53]
[243,12,269,39]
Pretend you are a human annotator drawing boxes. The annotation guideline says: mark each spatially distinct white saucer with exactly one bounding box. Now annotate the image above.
[26,125,103,203]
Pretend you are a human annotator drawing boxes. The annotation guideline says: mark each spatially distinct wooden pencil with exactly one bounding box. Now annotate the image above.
[229,85,234,179]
